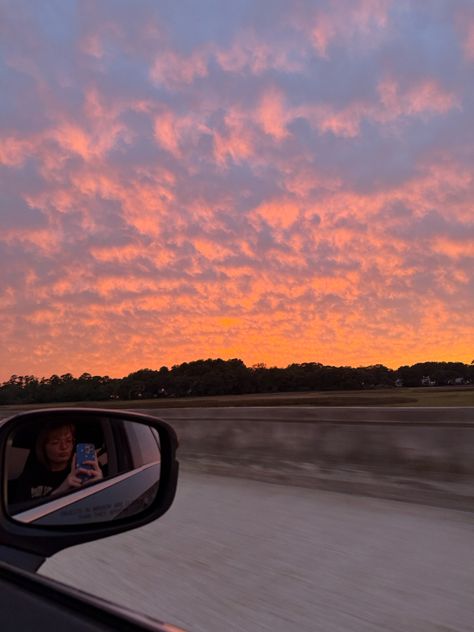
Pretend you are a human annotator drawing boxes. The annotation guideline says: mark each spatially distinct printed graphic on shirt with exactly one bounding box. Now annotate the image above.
[31,485,53,498]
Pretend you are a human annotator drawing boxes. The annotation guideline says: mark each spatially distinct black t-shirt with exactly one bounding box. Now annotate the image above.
[10,461,70,505]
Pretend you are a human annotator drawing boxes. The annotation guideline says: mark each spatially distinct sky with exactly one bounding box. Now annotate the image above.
[0,0,473,381]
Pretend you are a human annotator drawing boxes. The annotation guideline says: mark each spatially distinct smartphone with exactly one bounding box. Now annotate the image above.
[76,443,96,481]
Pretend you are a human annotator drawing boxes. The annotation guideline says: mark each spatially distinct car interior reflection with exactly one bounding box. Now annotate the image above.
[5,416,162,525]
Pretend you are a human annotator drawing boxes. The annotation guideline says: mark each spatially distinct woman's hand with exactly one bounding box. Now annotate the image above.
[52,453,103,496]
[52,455,83,495]
[80,453,103,485]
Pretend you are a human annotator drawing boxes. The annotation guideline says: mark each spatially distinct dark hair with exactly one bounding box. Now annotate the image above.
[35,421,76,469]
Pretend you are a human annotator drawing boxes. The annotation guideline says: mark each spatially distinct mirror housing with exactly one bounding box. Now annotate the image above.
[0,408,178,560]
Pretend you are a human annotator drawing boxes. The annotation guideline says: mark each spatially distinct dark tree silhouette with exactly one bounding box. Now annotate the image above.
[0,359,472,405]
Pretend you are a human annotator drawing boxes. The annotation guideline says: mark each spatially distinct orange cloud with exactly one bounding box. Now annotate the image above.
[252,199,300,229]
[2,226,60,252]
[26,309,63,326]
[52,118,126,161]
[90,244,145,263]
[1,1,473,382]
[432,237,474,259]
[194,239,233,261]
[93,276,159,297]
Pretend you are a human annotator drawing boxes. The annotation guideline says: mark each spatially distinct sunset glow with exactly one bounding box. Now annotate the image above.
[1,1,473,380]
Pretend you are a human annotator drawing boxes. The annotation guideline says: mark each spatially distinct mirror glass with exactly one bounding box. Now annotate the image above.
[5,414,161,526]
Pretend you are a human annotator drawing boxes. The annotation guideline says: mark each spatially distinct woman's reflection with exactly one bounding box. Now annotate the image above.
[9,421,103,505]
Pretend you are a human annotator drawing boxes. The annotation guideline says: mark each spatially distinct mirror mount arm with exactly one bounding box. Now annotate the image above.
[0,545,45,572]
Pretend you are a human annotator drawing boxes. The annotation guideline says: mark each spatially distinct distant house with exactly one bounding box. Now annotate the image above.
[421,376,436,386]
[453,377,471,385]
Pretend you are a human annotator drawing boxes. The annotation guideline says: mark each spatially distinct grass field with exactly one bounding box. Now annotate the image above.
[1,386,473,412]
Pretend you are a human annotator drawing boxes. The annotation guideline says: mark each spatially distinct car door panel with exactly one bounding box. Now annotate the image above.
[0,560,173,631]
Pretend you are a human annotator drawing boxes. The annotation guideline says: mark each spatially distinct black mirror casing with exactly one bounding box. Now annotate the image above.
[0,408,179,560]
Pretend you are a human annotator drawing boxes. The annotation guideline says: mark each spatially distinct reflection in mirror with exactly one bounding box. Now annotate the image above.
[5,415,161,526]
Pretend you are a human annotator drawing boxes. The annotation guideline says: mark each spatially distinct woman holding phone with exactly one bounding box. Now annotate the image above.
[10,421,103,505]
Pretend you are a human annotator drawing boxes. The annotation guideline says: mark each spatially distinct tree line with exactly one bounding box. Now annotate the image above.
[0,359,473,405]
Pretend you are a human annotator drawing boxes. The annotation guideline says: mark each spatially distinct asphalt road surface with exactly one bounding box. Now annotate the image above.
[40,471,474,632]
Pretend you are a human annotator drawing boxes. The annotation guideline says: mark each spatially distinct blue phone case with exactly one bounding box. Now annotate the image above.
[76,443,95,480]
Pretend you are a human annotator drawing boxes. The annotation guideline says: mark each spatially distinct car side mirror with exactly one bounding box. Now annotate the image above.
[0,408,178,562]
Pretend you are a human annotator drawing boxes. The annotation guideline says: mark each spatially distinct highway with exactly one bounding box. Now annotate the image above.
[41,470,474,632]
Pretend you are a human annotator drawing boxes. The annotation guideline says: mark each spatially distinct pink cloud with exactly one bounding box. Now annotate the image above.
[464,22,474,60]
[377,77,458,120]
[80,32,105,59]
[150,49,208,88]
[215,29,305,74]
[213,106,256,164]
[256,86,289,139]
[455,6,474,62]
[295,77,457,140]
[153,107,211,160]
[153,111,181,156]
[51,94,129,161]
[296,102,366,137]
[0,136,36,166]
[293,0,391,57]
